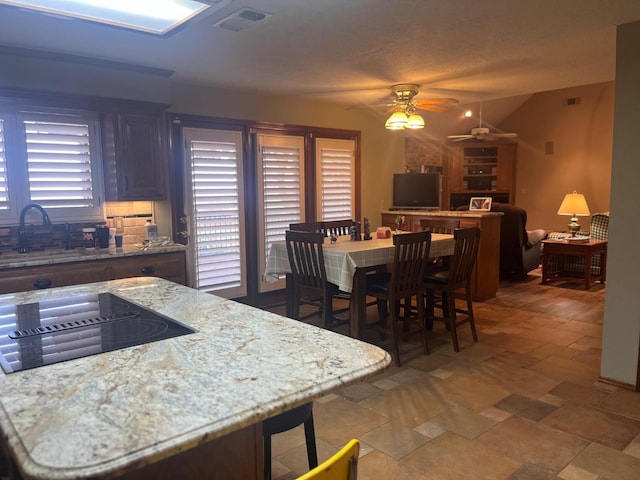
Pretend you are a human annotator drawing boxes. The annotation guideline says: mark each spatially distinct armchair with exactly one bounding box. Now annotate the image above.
[457,202,547,280]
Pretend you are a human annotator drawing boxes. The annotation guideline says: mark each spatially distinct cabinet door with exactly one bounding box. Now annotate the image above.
[103,112,166,201]
[496,144,517,192]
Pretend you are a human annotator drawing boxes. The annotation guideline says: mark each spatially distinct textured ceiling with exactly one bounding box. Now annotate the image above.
[1,0,639,122]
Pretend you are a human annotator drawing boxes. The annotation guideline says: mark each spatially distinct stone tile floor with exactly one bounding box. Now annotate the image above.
[266,270,640,479]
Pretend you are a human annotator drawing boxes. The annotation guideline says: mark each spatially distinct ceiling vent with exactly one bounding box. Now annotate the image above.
[214,7,272,31]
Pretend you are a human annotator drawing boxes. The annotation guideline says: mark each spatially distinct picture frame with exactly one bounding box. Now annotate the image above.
[469,197,492,211]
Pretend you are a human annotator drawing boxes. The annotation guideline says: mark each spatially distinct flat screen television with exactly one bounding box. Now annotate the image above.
[392,173,441,210]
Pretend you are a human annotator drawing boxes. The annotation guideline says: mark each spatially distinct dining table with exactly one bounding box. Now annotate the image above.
[264,232,455,339]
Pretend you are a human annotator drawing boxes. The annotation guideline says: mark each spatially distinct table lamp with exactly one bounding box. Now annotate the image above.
[557,191,590,236]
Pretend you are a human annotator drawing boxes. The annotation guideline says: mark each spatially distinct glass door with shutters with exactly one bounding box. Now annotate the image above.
[182,128,247,298]
[315,137,355,221]
[256,134,305,293]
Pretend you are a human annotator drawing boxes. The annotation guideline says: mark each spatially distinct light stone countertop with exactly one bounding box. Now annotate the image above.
[0,277,392,479]
[0,244,186,269]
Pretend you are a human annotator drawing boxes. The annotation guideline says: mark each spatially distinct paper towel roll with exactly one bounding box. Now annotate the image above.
[109,228,116,248]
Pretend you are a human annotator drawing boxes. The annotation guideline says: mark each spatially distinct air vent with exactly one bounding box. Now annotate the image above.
[214,7,272,31]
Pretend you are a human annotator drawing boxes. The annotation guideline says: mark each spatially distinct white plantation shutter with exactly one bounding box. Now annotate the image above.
[257,134,305,292]
[184,128,246,298]
[0,111,104,224]
[0,118,8,211]
[316,138,355,221]
[23,118,96,208]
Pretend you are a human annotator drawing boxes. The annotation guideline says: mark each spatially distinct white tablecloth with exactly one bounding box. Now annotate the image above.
[265,233,455,293]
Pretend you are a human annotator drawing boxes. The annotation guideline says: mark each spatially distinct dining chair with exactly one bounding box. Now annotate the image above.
[296,438,359,480]
[423,227,480,352]
[365,230,432,366]
[289,221,325,233]
[264,403,317,480]
[323,219,353,237]
[285,230,349,330]
[419,218,461,234]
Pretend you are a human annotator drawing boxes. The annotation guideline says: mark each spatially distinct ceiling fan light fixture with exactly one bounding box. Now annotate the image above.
[406,113,425,129]
[385,111,408,130]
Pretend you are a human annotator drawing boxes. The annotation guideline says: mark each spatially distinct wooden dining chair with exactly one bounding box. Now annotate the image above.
[365,230,432,366]
[285,230,349,331]
[419,218,461,234]
[296,438,359,480]
[423,227,480,352]
[289,221,325,233]
[323,219,353,237]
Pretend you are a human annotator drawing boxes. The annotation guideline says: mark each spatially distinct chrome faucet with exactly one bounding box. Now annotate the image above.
[18,203,53,253]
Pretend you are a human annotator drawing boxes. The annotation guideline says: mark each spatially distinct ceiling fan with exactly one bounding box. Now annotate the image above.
[386,83,459,113]
[447,107,517,141]
[383,84,459,130]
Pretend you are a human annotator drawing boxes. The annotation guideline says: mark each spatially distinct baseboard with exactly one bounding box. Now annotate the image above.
[598,375,638,391]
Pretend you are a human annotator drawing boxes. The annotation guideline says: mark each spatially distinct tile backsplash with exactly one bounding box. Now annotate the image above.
[0,201,157,254]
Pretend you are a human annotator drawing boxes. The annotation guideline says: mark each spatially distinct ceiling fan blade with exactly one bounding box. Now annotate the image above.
[493,133,518,138]
[415,98,459,106]
[447,134,473,139]
[416,104,452,113]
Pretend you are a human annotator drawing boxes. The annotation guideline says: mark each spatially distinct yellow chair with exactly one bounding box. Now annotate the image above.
[296,439,360,480]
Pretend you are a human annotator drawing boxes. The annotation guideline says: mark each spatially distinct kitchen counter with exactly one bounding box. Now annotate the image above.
[0,277,391,479]
[0,244,186,269]
[381,209,503,218]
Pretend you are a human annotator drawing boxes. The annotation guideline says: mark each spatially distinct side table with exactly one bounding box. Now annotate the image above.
[541,238,607,290]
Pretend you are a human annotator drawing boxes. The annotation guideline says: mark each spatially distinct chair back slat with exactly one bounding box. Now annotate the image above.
[420,218,460,234]
[449,227,481,286]
[286,231,328,293]
[390,231,432,301]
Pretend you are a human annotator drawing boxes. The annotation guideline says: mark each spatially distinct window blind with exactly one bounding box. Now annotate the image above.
[184,129,246,297]
[23,118,96,208]
[316,138,355,221]
[257,134,305,292]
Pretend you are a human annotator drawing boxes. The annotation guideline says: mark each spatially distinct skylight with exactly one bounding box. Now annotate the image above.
[0,0,222,35]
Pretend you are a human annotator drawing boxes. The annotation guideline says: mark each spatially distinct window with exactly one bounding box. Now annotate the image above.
[183,128,246,298]
[257,134,305,292]
[315,138,355,221]
[0,109,105,225]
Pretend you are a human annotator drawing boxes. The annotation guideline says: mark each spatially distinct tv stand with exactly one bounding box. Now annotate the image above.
[381,210,501,301]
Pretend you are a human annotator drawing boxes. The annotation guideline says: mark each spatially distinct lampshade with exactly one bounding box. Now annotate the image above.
[385,111,408,130]
[406,113,425,129]
[557,191,590,216]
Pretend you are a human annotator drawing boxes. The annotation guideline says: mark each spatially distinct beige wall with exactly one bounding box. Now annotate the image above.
[499,82,614,231]
[601,21,640,387]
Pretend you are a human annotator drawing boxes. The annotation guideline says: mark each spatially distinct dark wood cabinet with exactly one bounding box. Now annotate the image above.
[443,142,517,210]
[102,111,167,201]
[0,251,186,294]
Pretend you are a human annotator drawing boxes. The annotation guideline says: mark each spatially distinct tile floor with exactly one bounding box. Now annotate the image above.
[266,271,640,480]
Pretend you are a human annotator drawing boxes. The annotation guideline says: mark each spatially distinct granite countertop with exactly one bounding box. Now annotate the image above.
[382,209,503,218]
[0,277,391,479]
[0,244,186,269]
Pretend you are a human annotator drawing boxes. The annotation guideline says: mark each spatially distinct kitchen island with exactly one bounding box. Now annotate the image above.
[0,277,391,479]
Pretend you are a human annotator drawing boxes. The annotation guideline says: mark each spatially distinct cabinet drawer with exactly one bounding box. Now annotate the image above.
[108,252,186,285]
[0,261,111,294]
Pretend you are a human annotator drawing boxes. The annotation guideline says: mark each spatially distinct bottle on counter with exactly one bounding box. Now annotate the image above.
[145,219,158,240]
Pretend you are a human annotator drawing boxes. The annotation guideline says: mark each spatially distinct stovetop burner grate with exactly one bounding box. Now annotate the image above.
[8,312,141,339]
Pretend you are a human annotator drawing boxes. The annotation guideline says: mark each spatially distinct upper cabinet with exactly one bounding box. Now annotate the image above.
[443,142,517,210]
[102,109,167,201]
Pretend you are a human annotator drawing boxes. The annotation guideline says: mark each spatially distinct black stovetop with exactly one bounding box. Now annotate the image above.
[0,292,196,373]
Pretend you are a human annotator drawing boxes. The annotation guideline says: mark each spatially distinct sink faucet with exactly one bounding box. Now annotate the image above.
[18,203,53,253]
